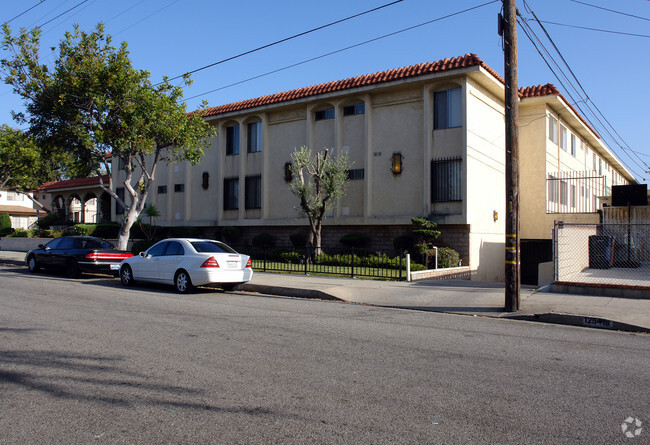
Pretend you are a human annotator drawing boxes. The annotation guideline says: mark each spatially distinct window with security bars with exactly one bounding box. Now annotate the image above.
[431,157,462,202]
[245,175,261,209]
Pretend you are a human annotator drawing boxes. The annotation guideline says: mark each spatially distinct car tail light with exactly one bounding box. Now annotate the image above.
[245,257,252,268]
[85,252,133,260]
[201,256,220,268]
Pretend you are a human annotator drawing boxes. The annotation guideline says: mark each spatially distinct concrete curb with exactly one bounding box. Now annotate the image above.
[504,313,648,334]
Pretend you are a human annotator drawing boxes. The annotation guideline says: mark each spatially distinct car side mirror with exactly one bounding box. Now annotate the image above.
[139,252,146,257]
[38,244,45,249]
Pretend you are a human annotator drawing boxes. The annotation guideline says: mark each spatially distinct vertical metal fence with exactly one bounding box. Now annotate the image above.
[553,222,650,287]
[233,246,406,280]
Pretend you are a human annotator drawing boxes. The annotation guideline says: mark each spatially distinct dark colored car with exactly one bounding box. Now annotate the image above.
[25,236,133,277]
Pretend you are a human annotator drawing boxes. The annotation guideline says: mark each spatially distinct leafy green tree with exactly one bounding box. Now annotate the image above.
[289,146,351,254]
[1,23,215,250]
[0,125,49,191]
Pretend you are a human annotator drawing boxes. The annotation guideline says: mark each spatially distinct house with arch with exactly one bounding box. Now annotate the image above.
[37,176,112,225]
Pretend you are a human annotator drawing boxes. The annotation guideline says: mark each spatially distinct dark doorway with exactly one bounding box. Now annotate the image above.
[521,239,552,285]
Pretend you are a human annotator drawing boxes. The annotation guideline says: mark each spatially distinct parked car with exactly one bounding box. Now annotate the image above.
[119,238,253,293]
[25,236,133,277]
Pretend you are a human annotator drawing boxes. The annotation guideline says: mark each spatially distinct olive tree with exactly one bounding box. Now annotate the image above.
[289,146,351,254]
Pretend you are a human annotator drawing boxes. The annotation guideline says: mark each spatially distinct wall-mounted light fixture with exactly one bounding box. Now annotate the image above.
[284,162,293,182]
[391,153,403,176]
[202,172,209,190]
[493,210,499,222]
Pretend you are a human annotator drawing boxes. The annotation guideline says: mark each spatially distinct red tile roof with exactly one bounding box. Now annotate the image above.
[200,53,503,118]
[519,83,599,138]
[39,175,110,191]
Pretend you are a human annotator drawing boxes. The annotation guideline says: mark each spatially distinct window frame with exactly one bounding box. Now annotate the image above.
[226,124,240,156]
[247,121,262,153]
[433,88,462,130]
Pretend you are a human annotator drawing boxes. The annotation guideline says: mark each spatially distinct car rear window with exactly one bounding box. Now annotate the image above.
[79,238,111,249]
[191,241,237,254]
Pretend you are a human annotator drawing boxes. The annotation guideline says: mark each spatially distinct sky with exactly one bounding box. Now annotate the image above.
[1,0,649,182]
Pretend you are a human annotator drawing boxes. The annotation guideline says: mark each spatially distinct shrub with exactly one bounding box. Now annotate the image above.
[63,224,93,236]
[280,251,301,264]
[8,229,36,237]
[339,233,371,248]
[252,233,277,248]
[36,212,61,229]
[437,247,461,269]
[393,234,416,252]
[38,229,63,238]
[131,239,158,254]
[221,226,241,244]
[0,212,11,233]
[91,223,121,239]
[289,232,308,248]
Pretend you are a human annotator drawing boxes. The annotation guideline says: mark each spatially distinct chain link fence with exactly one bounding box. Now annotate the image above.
[553,222,650,287]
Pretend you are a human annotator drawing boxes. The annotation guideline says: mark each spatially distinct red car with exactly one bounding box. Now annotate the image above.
[26,236,133,277]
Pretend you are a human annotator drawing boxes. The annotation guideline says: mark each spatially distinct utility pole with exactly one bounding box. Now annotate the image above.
[503,0,520,311]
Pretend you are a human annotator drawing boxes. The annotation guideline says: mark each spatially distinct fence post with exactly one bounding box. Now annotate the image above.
[304,247,308,275]
[351,247,355,278]
[553,221,559,281]
[399,250,403,280]
[263,247,267,272]
[406,253,411,282]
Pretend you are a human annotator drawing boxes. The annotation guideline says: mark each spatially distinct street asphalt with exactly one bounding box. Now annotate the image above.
[1,249,649,333]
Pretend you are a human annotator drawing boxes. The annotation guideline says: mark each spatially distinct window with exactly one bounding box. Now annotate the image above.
[548,175,557,203]
[548,115,558,143]
[570,185,576,208]
[191,241,237,254]
[147,241,168,257]
[431,157,462,202]
[599,159,602,175]
[434,88,462,129]
[560,180,568,205]
[223,178,239,210]
[560,125,568,151]
[347,169,364,180]
[315,108,335,121]
[570,134,577,156]
[247,121,262,153]
[226,125,239,155]
[116,187,125,215]
[245,175,261,209]
[118,157,125,171]
[157,185,167,194]
[57,237,76,250]
[6,191,23,201]
[174,184,184,193]
[164,241,184,256]
[593,153,597,171]
[343,104,364,116]
[202,172,209,190]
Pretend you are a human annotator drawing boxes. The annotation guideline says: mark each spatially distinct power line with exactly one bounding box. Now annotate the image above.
[184,0,499,101]
[518,4,648,181]
[4,1,47,24]
[569,0,650,22]
[539,20,650,38]
[37,0,91,28]
[524,4,649,178]
[160,0,405,85]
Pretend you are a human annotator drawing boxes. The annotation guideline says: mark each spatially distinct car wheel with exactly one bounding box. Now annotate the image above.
[120,265,135,286]
[221,283,240,292]
[66,259,80,278]
[174,270,194,294]
[27,255,40,273]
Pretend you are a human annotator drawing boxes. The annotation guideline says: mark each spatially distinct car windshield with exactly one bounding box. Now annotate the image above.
[191,241,237,254]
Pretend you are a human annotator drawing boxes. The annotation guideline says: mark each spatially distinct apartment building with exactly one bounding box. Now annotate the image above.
[111,54,635,283]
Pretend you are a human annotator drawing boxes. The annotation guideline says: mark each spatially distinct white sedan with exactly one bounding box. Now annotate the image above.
[119,238,253,293]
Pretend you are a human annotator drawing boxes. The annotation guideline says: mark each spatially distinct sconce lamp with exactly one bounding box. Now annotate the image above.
[493,210,499,222]
[391,153,403,176]
[284,162,293,182]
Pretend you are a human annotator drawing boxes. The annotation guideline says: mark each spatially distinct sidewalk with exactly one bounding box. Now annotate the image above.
[2,249,649,333]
